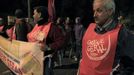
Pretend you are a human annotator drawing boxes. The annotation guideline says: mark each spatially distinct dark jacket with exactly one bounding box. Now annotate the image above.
[37,19,65,56]
[95,20,134,75]
[15,18,28,41]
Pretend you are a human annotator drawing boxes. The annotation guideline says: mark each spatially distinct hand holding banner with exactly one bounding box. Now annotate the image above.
[0,36,44,75]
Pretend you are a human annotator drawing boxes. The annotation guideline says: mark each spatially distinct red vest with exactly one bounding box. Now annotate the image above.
[6,26,16,40]
[0,25,4,32]
[27,22,51,43]
[79,23,121,75]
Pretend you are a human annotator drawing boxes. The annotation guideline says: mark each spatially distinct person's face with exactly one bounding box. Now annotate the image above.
[65,17,70,24]
[75,18,80,24]
[0,18,3,25]
[93,2,112,26]
[57,18,61,24]
[33,9,41,22]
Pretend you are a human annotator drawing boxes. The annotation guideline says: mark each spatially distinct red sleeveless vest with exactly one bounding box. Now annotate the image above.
[79,23,121,75]
[0,25,4,32]
[27,22,51,43]
[6,26,16,40]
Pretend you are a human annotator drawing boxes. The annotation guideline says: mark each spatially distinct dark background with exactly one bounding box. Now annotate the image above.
[0,0,94,27]
[0,0,134,27]
[0,0,134,26]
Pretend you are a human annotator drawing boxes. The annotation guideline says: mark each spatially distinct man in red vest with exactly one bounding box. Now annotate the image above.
[78,0,134,75]
[27,6,65,75]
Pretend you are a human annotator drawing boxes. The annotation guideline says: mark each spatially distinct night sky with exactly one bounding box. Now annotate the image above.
[0,0,47,15]
[0,0,94,27]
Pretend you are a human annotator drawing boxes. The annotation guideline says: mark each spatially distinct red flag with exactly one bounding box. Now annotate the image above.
[48,0,56,21]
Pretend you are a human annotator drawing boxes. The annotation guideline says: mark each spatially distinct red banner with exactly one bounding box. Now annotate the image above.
[48,0,56,21]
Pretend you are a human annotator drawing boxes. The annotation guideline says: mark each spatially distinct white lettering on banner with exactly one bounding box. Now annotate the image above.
[0,49,22,74]
[86,35,111,60]
[0,36,44,75]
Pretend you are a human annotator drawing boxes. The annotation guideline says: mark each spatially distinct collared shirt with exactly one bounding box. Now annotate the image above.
[95,19,117,34]
[94,20,123,67]
[94,19,134,69]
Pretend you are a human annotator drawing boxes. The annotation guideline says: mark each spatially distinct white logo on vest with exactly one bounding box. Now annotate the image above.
[86,35,111,61]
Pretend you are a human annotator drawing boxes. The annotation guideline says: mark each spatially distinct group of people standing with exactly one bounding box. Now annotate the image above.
[0,0,134,75]
[0,6,65,75]
[0,5,85,75]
